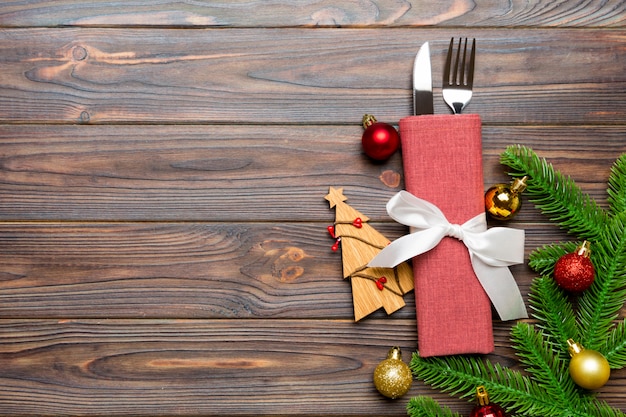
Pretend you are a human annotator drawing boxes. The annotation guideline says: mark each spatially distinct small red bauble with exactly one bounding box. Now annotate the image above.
[554,241,595,292]
[471,403,507,417]
[361,114,399,161]
[470,386,507,417]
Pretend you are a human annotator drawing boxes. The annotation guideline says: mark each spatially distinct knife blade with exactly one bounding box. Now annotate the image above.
[412,42,434,115]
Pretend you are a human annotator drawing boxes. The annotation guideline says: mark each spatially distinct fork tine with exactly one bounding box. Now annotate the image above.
[443,37,454,85]
[453,38,462,85]
[467,38,476,88]
[459,38,468,86]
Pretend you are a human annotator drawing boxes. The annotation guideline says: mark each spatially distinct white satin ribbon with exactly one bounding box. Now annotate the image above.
[368,191,528,321]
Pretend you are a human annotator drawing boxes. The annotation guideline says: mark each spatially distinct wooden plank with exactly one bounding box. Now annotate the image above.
[0,28,624,124]
[0,319,623,416]
[1,124,624,221]
[1,220,611,319]
[0,221,360,319]
[0,318,421,416]
[0,0,624,28]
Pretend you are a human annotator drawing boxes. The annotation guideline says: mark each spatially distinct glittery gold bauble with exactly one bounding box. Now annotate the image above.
[485,176,528,221]
[373,346,412,399]
[567,339,611,390]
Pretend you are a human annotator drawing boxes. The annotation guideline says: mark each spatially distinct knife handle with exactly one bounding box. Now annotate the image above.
[413,92,434,116]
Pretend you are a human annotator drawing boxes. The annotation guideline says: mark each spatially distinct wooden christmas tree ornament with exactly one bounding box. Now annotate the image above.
[325,187,414,321]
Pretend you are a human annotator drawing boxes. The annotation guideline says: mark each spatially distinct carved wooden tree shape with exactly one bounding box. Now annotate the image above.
[325,187,414,321]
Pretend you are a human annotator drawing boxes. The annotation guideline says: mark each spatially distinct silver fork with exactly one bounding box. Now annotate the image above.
[443,37,475,114]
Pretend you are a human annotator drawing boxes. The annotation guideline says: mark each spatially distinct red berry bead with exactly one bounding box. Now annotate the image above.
[375,276,387,291]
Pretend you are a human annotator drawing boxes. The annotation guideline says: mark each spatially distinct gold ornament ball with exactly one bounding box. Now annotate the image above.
[485,176,527,221]
[567,339,611,390]
[373,346,412,399]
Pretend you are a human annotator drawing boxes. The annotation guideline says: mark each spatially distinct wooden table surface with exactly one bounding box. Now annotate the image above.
[1,2,625,416]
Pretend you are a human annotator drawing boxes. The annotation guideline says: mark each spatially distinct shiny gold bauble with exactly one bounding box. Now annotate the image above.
[567,339,611,390]
[485,176,528,221]
[373,346,412,399]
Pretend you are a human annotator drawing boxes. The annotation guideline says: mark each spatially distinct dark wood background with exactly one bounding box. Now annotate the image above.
[1,1,625,416]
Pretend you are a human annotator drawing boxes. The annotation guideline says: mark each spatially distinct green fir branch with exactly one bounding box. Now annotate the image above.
[587,400,626,417]
[608,154,626,215]
[527,276,579,351]
[578,213,626,351]
[500,145,607,241]
[510,322,578,407]
[410,353,559,416]
[406,396,462,417]
[603,319,626,368]
[576,402,626,417]
[528,242,576,277]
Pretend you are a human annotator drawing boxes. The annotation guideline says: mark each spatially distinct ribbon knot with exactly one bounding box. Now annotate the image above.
[448,224,464,240]
[368,191,528,321]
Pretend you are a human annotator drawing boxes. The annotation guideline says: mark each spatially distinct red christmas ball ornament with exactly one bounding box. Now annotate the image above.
[470,386,507,417]
[361,114,399,161]
[553,241,595,292]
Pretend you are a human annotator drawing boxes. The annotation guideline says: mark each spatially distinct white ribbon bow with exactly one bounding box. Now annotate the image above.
[368,191,528,321]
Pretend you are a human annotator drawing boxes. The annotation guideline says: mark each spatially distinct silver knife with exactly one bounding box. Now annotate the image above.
[412,42,434,115]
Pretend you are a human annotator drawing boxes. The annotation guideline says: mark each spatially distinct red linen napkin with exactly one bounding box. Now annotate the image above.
[399,113,493,357]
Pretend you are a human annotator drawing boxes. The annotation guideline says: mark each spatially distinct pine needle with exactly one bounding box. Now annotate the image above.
[528,242,576,277]
[577,213,626,350]
[603,319,626,368]
[608,154,626,215]
[527,276,579,351]
[510,323,578,407]
[406,396,463,417]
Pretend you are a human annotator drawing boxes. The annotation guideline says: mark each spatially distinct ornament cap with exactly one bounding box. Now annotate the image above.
[362,114,377,128]
[567,338,584,356]
[476,385,490,406]
[577,240,591,257]
[387,346,402,361]
[510,176,528,194]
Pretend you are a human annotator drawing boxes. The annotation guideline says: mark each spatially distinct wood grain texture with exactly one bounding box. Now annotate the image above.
[0,318,623,416]
[0,221,358,319]
[1,2,626,416]
[2,221,625,320]
[0,0,624,28]
[1,124,624,221]
[0,318,421,416]
[0,28,624,124]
